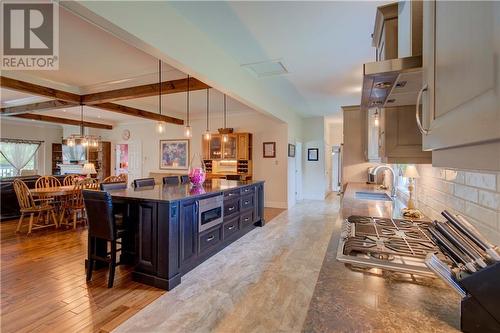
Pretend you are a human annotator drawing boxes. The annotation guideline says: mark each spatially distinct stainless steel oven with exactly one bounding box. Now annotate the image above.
[198,195,224,233]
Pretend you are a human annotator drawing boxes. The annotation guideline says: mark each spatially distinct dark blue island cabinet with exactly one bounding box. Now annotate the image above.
[106,180,265,290]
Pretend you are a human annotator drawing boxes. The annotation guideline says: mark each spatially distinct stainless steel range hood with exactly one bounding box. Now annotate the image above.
[361,55,422,109]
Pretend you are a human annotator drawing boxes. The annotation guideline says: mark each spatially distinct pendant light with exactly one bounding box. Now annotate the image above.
[374,108,380,127]
[64,105,99,148]
[203,88,211,140]
[222,94,228,143]
[184,75,192,138]
[156,60,166,134]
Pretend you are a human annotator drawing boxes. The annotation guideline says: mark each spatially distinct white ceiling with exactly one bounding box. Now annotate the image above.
[0,5,256,125]
[170,1,387,116]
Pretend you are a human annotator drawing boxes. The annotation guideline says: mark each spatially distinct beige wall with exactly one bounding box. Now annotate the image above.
[0,119,63,175]
[398,165,500,245]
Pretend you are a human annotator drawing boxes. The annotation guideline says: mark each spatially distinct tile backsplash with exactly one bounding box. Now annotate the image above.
[398,165,500,245]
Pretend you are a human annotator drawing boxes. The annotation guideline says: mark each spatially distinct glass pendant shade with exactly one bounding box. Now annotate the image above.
[222,134,228,143]
[374,109,380,127]
[184,125,192,138]
[156,121,166,134]
[203,131,211,141]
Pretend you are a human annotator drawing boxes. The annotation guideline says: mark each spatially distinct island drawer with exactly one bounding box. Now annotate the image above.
[222,216,240,239]
[240,210,254,229]
[240,186,254,196]
[224,189,240,200]
[199,226,222,253]
[240,194,254,211]
[224,199,240,218]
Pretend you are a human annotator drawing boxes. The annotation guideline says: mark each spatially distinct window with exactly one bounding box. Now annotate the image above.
[0,140,41,178]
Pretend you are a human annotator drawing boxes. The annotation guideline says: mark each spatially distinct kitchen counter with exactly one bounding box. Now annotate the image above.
[107,179,263,203]
[302,182,461,332]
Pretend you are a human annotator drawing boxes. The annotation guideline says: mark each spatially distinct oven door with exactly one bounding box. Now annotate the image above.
[198,196,224,232]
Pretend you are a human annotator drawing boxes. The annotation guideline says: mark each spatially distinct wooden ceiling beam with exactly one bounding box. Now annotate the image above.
[81,77,210,104]
[93,103,184,125]
[0,76,81,103]
[13,113,113,130]
[1,100,76,115]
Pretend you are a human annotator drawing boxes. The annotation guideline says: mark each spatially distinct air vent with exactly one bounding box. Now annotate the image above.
[241,60,288,77]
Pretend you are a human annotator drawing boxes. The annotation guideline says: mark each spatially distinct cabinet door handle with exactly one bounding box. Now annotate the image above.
[228,193,236,196]
[244,201,249,205]
[244,217,249,222]
[227,225,235,230]
[228,206,235,211]
[416,84,430,135]
[244,188,249,192]
[206,235,215,242]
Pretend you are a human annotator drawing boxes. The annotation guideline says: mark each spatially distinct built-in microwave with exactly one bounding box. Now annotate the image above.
[198,195,224,233]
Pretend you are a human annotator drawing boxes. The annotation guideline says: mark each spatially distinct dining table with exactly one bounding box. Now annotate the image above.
[30,185,79,224]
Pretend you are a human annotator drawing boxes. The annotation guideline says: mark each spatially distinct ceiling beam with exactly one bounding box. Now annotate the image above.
[0,76,81,103]
[1,100,76,115]
[13,113,113,130]
[93,103,184,125]
[81,77,210,104]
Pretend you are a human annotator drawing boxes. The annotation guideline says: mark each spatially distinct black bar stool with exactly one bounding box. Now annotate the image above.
[83,190,126,288]
[162,176,180,185]
[180,175,189,184]
[133,178,155,188]
[100,182,127,191]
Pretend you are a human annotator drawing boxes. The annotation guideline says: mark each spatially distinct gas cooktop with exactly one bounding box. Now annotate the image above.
[337,215,440,277]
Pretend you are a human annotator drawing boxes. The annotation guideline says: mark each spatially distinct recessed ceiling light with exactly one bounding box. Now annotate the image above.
[241,59,288,78]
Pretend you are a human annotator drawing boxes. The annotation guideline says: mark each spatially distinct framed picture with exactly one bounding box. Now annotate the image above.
[159,139,190,169]
[307,148,319,161]
[263,142,276,158]
[288,144,296,157]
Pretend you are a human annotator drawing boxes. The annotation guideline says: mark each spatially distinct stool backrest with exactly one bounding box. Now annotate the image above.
[63,174,81,186]
[162,176,179,185]
[100,182,127,191]
[180,175,189,184]
[83,190,115,240]
[133,177,155,188]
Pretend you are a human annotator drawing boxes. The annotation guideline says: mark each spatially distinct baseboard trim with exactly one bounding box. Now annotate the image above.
[265,201,288,209]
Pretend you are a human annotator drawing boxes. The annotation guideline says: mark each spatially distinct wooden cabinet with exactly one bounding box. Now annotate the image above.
[202,133,252,161]
[378,106,431,164]
[421,1,500,155]
[209,135,222,160]
[51,143,62,175]
[237,133,252,160]
[179,199,198,267]
[134,201,157,274]
[373,3,398,61]
[367,109,380,162]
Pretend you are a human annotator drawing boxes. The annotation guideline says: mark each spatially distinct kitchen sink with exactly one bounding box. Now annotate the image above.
[355,191,392,201]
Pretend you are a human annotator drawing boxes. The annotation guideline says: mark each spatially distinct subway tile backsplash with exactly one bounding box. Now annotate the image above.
[399,165,500,245]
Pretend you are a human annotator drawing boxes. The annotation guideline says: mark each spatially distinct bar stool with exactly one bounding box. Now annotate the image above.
[133,178,155,188]
[162,176,179,185]
[180,175,190,184]
[83,190,126,288]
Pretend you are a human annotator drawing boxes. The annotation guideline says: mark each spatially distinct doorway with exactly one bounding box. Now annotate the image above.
[115,140,142,181]
[331,145,342,192]
[295,142,303,201]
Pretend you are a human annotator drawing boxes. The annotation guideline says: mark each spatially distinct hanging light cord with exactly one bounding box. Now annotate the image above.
[80,104,84,136]
[223,94,227,129]
[159,60,162,116]
[206,89,209,131]
[187,75,190,125]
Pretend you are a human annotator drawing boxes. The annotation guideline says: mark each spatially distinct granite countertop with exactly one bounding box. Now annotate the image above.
[107,179,264,203]
[302,182,461,332]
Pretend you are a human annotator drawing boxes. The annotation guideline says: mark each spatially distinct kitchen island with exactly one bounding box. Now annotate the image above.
[105,179,265,290]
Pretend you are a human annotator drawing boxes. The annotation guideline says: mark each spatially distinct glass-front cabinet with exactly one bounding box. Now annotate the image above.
[222,135,237,159]
[209,135,222,160]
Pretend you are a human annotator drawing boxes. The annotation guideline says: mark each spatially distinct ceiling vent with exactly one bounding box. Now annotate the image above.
[241,59,288,78]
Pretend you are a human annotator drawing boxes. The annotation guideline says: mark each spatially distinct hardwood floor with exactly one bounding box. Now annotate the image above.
[0,207,286,333]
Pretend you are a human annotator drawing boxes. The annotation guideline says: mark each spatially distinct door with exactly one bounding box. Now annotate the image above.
[331,145,341,192]
[237,134,249,160]
[209,135,222,160]
[179,199,198,266]
[223,134,237,159]
[127,140,142,181]
[295,142,303,201]
[421,1,500,150]
[115,143,129,175]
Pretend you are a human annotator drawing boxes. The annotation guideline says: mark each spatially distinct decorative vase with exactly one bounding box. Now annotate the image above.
[188,153,206,186]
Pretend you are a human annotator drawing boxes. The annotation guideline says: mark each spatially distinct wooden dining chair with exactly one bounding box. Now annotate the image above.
[103,175,121,183]
[35,176,61,189]
[162,176,180,185]
[83,190,126,288]
[117,173,128,183]
[60,178,99,229]
[13,179,58,234]
[63,174,81,186]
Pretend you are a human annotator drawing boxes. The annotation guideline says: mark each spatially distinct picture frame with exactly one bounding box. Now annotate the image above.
[307,148,319,161]
[263,142,276,158]
[288,144,296,157]
[159,139,190,170]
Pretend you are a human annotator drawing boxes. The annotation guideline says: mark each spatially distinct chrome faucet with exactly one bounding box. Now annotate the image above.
[370,165,397,197]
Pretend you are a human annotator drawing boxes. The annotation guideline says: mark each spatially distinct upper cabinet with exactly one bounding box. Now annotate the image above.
[421,1,500,151]
[203,133,252,161]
